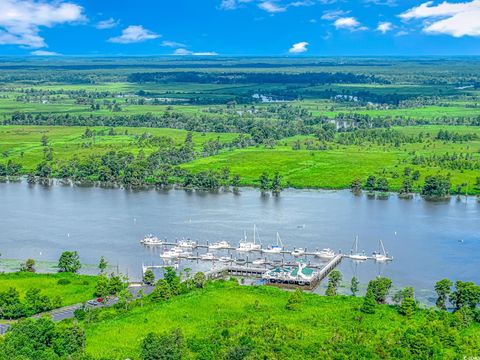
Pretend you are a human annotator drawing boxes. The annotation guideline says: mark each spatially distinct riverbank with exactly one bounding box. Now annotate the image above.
[1,125,479,195]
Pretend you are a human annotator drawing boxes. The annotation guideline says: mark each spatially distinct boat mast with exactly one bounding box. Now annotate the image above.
[380,239,386,255]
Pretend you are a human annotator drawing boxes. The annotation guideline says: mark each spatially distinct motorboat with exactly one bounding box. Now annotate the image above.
[314,248,335,259]
[291,248,306,257]
[218,256,233,263]
[236,258,246,265]
[178,239,196,249]
[160,247,184,259]
[252,258,268,266]
[262,232,284,254]
[236,226,261,252]
[200,253,217,261]
[372,240,393,262]
[350,236,368,261]
[140,234,164,246]
[208,241,231,250]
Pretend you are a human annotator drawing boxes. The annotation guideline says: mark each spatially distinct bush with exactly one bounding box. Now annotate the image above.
[57,278,71,285]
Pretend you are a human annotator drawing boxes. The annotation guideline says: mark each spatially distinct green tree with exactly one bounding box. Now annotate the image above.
[98,256,108,274]
[434,279,453,310]
[271,172,283,195]
[450,280,480,310]
[285,289,303,310]
[367,277,392,304]
[164,267,180,295]
[141,329,185,360]
[259,172,270,192]
[350,276,359,296]
[57,251,81,273]
[325,270,342,296]
[193,272,206,288]
[350,178,362,194]
[365,175,376,191]
[20,258,36,273]
[400,296,416,319]
[361,288,376,314]
[422,175,451,198]
[143,269,156,285]
[152,279,172,301]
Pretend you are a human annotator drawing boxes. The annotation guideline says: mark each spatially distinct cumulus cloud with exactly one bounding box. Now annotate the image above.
[96,18,119,30]
[334,17,368,31]
[400,0,480,37]
[288,41,309,53]
[0,0,85,48]
[108,25,160,44]
[173,48,218,56]
[30,50,61,56]
[377,21,393,33]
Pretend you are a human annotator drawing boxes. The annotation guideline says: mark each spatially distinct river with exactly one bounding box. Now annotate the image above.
[1,181,479,302]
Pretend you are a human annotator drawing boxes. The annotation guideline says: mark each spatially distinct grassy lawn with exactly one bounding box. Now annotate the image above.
[0,272,98,307]
[84,281,480,359]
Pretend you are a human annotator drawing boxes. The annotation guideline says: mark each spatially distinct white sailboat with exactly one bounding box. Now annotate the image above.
[372,240,393,262]
[349,236,368,261]
[262,232,284,254]
[236,225,262,252]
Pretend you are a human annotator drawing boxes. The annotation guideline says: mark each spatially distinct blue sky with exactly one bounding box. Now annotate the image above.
[0,0,479,56]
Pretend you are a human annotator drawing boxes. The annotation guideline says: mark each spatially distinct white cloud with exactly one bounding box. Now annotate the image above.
[377,21,393,33]
[30,50,61,56]
[258,1,287,13]
[162,40,187,48]
[288,41,309,53]
[220,0,254,10]
[321,10,350,20]
[108,25,160,44]
[173,48,218,56]
[334,17,368,31]
[0,0,85,48]
[364,0,397,6]
[400,0,480,37]
[96,18,119,30]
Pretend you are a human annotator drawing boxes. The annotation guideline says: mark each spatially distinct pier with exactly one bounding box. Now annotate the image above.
[202,255,345,290]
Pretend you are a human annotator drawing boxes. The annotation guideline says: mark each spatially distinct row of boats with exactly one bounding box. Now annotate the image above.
[140,226,393,263]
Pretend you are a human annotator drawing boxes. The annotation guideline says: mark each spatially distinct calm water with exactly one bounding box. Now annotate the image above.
[1,182,479,300]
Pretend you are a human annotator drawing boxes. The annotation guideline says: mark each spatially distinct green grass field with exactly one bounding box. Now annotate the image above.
[1,124,479,193]
[0,272,98,307]
[84,281,480,359]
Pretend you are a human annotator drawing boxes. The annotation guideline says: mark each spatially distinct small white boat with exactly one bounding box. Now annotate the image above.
[350,236,368,261]
[178,239,196,249]
[262,232,284,254]
[208,241,231,250]
[200,253,217,261]
[140,234,164,246]
[252,258,268,266]
[236,226,261,252]
[218,256,233,263]
[291,248,306,257]
[372,240,393,262]
[160,247,183,259]
[314,248,335,259]
[236,258,247,265]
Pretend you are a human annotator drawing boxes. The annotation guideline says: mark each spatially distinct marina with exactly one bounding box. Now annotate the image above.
[141,228,394,289]
[1,183,479,299]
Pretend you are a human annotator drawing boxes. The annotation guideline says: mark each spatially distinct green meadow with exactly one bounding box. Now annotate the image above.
[84,281,480,359]
[0,272,98,307]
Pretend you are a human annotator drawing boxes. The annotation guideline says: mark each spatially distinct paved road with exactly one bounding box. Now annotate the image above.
[0,285,154,335]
